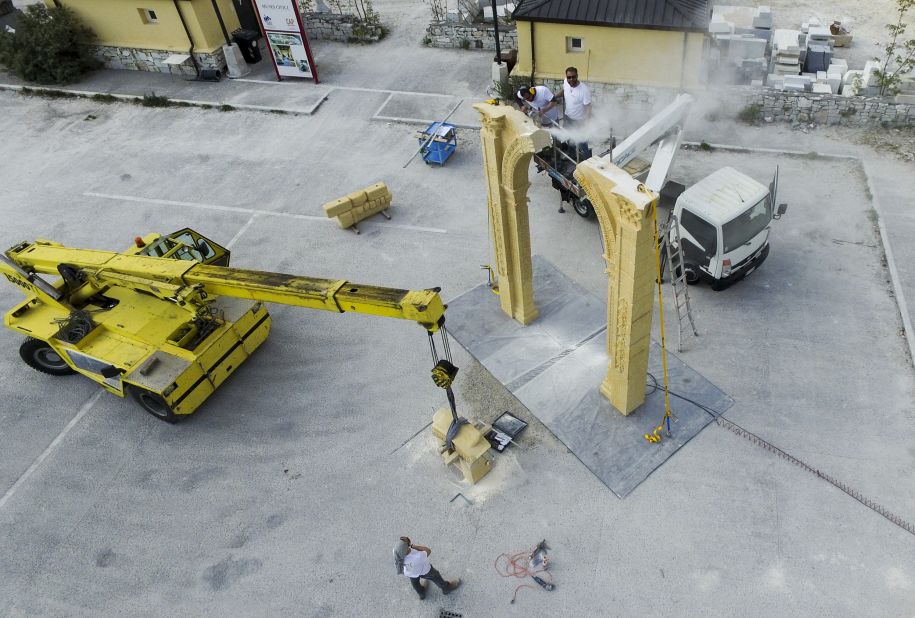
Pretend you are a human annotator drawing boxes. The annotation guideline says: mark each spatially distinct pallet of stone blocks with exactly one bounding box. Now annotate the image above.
[322,182,392,234]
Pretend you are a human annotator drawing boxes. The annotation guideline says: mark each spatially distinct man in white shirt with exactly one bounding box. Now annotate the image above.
[550,66,593,158]
[517,84,560,126]
[393,536,461,600]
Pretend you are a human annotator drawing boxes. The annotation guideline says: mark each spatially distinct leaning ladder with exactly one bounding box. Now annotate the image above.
[660,214,699,352]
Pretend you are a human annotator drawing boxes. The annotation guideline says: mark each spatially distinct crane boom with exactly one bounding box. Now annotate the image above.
[3,237,445,332]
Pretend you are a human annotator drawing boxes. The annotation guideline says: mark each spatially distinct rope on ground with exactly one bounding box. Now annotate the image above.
[494,546,553,604]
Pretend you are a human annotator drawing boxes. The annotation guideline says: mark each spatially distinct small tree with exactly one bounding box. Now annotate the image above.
[874,0,915,95]
[424,0,447,22]
[0,4,100,84]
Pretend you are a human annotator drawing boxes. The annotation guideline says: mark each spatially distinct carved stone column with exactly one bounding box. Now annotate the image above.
[575,159,658,415]
[474,103,551,325]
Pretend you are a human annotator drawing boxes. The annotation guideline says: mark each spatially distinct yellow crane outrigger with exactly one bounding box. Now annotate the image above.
[1,228,452,422]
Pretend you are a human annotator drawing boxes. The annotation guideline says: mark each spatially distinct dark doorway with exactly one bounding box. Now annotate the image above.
[232,0,260,34]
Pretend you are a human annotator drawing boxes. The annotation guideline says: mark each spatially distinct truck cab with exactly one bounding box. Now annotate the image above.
[672,166,787,290]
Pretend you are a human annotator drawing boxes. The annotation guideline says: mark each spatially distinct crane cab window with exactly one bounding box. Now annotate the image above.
[139,229,230,266]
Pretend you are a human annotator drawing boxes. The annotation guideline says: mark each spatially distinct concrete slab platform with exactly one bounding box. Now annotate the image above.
[447,256,734,497]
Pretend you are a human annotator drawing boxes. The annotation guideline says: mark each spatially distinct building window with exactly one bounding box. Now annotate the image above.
[138,8,158,24]
[566,36,584,53]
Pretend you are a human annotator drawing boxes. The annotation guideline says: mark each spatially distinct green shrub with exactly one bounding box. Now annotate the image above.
[91,93,117,103]
[140,93,170,107]
[0,4,100,84]
[737,103,764,124]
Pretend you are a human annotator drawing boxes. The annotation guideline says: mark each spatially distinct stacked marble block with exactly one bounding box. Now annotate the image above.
[323,182,392,233]
[709,5,772,83]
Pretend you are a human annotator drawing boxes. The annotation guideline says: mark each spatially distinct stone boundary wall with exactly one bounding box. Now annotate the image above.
[90,45,224,77]
[531,78,915,127]
[732,87,915,126]
[300,11,383,42]
[425,21,517,51]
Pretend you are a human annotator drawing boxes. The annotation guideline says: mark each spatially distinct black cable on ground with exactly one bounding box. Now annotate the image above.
[647,373,915,537]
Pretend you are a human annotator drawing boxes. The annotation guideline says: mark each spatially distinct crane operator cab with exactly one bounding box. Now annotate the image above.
[134,228,230,266]
[670,166,787,291]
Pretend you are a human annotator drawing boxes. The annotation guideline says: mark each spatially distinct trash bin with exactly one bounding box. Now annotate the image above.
[232,29,262,64]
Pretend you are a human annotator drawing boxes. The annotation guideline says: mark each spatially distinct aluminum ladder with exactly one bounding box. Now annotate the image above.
[659,214,699,352]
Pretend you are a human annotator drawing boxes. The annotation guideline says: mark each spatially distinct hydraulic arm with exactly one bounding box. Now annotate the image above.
[2,238,445,332]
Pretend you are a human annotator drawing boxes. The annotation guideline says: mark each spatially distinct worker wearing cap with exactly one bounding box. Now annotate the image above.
[393,536,462,600]
[517,84,560,126]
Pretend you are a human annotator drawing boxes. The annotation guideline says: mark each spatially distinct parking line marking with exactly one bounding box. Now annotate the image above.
[0,389,104,512]
[226,213,259,249]
[83,192,448,234]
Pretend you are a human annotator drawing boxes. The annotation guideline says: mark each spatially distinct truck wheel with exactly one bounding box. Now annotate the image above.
[19,338,76,376]
[128,386,178,424]
[675,264,700,285]
[573,196,593,218]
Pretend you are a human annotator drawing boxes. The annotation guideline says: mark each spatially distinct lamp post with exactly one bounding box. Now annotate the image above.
[491,0,501,64]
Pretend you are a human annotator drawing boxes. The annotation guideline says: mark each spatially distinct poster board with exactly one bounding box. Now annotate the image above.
[251,0,319,82]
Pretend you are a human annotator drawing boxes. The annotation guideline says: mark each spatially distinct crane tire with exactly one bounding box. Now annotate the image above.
[19,338,76,376]
[128,386,178,424]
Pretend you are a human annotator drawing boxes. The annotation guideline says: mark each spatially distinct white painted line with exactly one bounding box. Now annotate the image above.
[83,192,448,235]
[862,160,915,366]
[225,80,455,98]
[0,389,104,512]
[372,91,395,122]
[328,85,456,98]
[373,114,481,131]
[226,213,259,249]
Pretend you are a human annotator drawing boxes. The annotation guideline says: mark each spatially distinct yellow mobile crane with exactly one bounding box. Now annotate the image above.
[0,228,457,422]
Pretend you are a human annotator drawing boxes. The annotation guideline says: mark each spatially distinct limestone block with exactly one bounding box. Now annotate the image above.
[323,196,352,218]
[347,190,368,207]
[335,211,356,229]
[812,83,832,94]
[364,182,390,200]
[709,20,734,34]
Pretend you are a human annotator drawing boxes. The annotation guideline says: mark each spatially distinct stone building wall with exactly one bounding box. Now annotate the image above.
[300,11,383,42]
[732,87,915,126]
[529,78,915,127]
[425,22,517,51]
[90,45,225,77]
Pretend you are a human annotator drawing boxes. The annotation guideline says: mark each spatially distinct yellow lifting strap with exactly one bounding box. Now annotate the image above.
[645,203,674,444]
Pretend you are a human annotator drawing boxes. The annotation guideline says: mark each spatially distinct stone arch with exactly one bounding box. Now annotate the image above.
[475,103,657,415]
[474,103,552,324]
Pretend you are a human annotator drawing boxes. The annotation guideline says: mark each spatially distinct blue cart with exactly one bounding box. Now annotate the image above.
[417,122,457,166]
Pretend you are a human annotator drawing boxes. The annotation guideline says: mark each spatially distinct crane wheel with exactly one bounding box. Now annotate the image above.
[19,338,76,376]
[128,386,178,424]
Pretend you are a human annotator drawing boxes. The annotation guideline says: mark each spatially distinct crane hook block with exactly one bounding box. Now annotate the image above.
[432,360,459,389]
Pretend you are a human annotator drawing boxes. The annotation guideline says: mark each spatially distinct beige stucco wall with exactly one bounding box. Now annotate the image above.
[514,20,705,89]
[48,0,240,53]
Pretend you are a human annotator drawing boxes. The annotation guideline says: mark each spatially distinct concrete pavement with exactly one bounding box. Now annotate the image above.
[0,1,914,615]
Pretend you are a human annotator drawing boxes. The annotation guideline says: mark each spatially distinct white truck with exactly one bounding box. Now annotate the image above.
[669,166,787,290]
[572,94,787,290]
